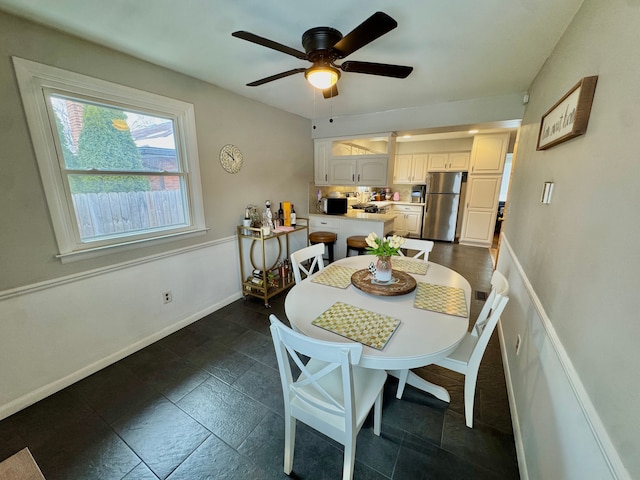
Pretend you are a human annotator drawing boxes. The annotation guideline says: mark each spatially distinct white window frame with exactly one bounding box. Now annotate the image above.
[13,57,207,262]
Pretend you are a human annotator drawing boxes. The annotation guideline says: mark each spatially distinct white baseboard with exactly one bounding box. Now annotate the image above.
[498,322,529,480]
[0,293,241,420]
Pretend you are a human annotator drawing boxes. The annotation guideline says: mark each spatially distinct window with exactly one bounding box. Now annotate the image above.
[13,57,206,262]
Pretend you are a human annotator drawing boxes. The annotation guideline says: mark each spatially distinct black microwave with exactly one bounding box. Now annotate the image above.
[321,197,348,215]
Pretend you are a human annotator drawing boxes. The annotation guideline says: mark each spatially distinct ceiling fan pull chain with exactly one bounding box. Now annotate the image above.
[330,93,333,123]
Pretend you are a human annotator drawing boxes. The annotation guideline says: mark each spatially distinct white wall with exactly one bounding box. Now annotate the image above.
[498,238,625,479]
[0,238,240,418]
[500,0,637,477]
[396,137,474,155]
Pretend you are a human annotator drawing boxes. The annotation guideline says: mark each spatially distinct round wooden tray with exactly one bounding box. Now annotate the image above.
[351,269,417,296]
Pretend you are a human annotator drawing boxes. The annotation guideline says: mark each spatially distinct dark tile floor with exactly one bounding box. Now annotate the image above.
[0,243,519,479]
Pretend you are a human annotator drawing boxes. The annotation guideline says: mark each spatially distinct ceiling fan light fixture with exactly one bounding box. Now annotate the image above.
[234,12,412,99]
[305,66,340,90]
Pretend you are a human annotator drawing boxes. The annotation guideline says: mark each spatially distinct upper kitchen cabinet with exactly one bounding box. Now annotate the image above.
[314,133,395,186]
[393,154,429,184]
[393,154,412,183]
[469,133,509,174]
[314,139,331,185]
[328,156,388,186]
[427,152,470,172]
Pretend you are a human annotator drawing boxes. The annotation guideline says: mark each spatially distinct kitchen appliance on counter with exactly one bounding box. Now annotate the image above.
[351,203,388,214]
[411,184,426,203]
[422,172,462,242]
[321,197,348,215]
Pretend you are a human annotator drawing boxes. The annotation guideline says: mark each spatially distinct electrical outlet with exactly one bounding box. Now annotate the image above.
[515,334,522,356]
[162,290,172,304]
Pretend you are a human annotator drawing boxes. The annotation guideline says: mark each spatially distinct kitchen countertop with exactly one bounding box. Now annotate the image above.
[370,201,425,207]
[309,212,396,222]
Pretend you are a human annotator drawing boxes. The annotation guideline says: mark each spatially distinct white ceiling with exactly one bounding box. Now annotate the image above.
[0,0,583,126]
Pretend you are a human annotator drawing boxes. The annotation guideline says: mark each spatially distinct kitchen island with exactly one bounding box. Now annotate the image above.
[309,212,395,261]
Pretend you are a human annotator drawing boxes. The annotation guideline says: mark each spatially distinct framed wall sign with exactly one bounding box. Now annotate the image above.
[537,76,598,150]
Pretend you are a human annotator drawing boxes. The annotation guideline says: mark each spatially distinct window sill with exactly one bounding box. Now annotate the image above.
[56,228,209,263]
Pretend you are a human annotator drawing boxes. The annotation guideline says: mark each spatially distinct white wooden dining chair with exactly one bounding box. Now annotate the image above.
[395,270,510,428]
[398,238,434,261]
[290,243,326,284]
[269,314,387,480]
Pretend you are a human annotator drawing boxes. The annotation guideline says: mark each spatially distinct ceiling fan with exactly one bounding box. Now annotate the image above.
[232,11,413,98]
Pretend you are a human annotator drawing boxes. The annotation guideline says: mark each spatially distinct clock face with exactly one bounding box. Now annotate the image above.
[219,144,243,173]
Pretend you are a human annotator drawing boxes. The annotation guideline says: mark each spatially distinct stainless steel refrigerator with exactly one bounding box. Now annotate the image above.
[422,172,462,242]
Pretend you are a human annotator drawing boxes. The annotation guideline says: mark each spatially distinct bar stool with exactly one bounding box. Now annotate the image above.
[346,235,368,256]
[309,231,337,264]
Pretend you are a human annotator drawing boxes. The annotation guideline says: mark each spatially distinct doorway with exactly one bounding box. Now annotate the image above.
[491,152,513,264]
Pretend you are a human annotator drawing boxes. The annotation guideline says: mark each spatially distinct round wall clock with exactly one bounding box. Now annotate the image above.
[219,144,243,173]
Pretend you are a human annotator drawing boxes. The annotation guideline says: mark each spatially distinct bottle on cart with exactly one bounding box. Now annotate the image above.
[278,203,284,224]
[243,207,251,232]
[290,204,296,227]
[265,200,274,229]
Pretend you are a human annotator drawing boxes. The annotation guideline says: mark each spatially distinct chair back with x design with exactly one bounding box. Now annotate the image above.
[269,315,387,480]
[290,243,326,284]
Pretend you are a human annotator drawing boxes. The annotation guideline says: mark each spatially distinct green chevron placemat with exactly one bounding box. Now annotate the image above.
[311,265,358,289]
[392,257,429,275]
[414,282,468,317]
[312,302,400,350]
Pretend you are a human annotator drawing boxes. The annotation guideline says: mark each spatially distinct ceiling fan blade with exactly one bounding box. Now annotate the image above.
[232,31,307,60]
[332,12,397,59]
[322,84,339,99]
[246,68,307,86]
[340,61,413,78]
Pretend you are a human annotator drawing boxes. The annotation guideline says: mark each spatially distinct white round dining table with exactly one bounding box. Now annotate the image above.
[284,254,472,402]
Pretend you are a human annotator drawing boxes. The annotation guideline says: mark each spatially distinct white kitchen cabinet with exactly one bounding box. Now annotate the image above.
[315,133,395,186]
[393,154,413,184]
[393,212,405,234]
[469,133,509,174]
[328,157,356,185]
[459,175,501,246]
[410,154,429,183]
[359,157,388,185]
[328,156,388,186]
[427,153,448,171]
[309,215,340,232]
[427,152,470,172]
[405,210,422,236]
[458,132,509,245]
[448,152,471,171]
[391,204,423,237]
[314,139,330,185]
[393,154,429,184]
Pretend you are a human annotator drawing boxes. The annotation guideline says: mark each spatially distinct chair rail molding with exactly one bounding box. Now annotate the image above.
[497,234,630,480]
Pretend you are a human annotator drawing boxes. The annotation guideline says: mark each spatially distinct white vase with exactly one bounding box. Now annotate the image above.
[375,256,392,282]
